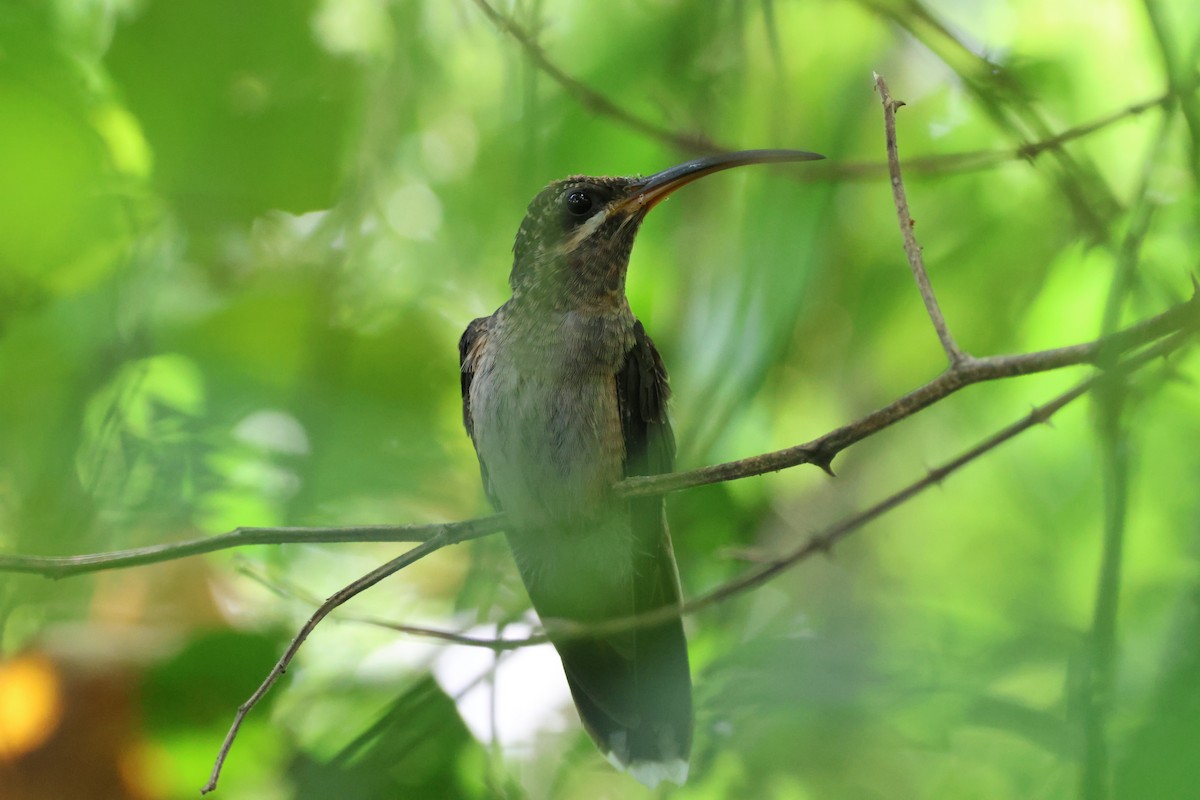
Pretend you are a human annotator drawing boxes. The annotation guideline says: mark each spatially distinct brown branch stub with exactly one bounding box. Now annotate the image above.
[873,72,968,367]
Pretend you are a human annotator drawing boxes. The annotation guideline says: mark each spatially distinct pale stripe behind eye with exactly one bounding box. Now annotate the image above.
[560,204,617,254]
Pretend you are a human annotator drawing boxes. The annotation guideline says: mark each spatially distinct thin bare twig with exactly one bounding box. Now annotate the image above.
[201,532,451,794]
[874,72,966,366]
[821,90,1171,181]
[468,0,719,155]
[0,517,503,578]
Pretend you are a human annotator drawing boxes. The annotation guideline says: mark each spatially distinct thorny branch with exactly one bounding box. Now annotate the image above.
[561,324,1198,645]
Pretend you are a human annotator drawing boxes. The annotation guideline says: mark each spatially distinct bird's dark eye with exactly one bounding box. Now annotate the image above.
[565,190,593,216]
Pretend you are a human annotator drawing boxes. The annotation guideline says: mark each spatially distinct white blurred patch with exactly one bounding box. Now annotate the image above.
[928,83,971,139]
[382,182,443,241]
[431,622,572,752]
[233,409,310,455]
[227,459,301,499]
[420,113,479,182]
[312,0,393,58]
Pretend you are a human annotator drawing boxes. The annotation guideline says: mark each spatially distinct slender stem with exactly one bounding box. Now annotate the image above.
[1079,78,1177,800]
[1082,395,1127,800]
[201,533,449,794]
[874,73,966,366]
[0,517,503,578]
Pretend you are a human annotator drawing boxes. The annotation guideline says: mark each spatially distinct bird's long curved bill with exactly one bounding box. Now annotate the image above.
[618,149,824,215]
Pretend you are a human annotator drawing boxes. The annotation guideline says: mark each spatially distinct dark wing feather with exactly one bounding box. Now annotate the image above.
[617,320,676,478]
[578,318,691,771]
[459,316,499,509]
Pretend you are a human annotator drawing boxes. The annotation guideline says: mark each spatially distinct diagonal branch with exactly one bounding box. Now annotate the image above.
[863,0,1121,245]
[619,289,1200,497]
[201,533,452,794]
[685,327,1194,623]
[468,0,719,154]
[816,91,1174,181]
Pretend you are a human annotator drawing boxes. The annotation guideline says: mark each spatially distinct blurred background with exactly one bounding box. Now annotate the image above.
[1,0,1198,798]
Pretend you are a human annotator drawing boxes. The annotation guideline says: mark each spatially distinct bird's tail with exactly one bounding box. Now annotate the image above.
[509,516,693,787]
[556,610,692,787]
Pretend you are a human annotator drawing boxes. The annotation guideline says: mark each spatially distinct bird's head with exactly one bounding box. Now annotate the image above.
[508,149,824,310]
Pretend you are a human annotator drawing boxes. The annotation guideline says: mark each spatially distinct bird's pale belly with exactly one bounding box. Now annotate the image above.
[469,363,625,526]
[469,361,638,619]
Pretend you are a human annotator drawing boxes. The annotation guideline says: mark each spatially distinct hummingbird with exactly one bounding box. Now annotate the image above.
[459,149,824,786]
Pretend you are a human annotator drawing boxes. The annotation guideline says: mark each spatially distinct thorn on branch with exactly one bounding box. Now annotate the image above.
[813,453,837,477]
[1035,405,1056,428]
[720,546,776,564]
[810,534,836,556]
[927,466,951,486]
[1028,406,1056,426]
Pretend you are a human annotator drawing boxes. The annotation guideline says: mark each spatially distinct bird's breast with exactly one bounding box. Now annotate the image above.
[469,312,633,527]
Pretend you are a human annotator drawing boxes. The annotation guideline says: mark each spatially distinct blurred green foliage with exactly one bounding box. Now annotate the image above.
[1,0,1198,798]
